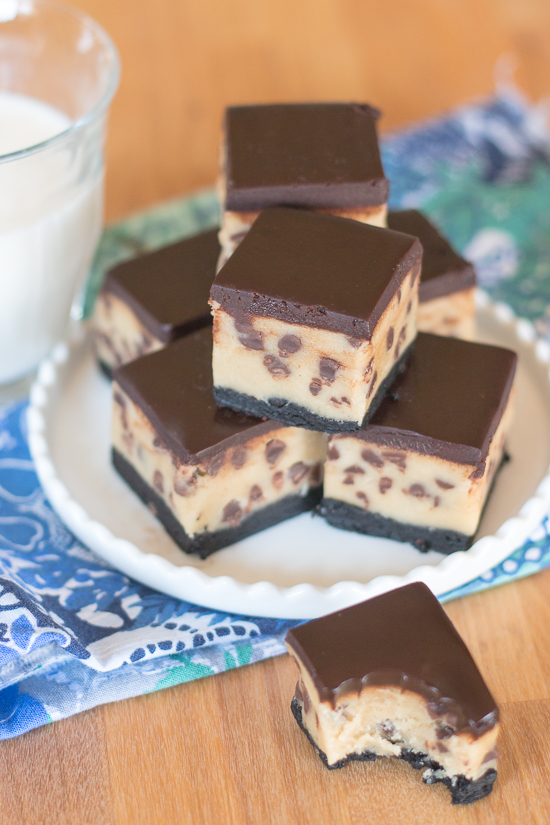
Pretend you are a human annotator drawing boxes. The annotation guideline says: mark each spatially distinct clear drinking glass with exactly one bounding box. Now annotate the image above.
[0,0,119,387]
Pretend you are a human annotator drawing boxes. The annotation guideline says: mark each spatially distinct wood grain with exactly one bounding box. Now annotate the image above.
[2,1,550,822]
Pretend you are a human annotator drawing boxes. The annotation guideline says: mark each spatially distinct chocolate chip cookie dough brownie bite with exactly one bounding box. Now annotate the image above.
[320,333,517,553]
[218,102,389,264]
[387,210,476,339]
[94,228,220,377]
[111,327,327,558]
[210,208,422,432]
[285,583,499,804]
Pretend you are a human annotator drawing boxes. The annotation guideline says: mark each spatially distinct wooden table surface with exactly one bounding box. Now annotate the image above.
[3,1,550,823]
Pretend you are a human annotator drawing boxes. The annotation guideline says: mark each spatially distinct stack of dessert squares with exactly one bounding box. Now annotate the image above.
[94,102,517,561]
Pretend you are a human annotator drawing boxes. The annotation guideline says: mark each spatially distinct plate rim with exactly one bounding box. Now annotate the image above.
[27,291,550,619]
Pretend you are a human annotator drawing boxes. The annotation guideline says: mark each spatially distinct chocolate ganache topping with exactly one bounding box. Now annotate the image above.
[286,583,498,737]
[387,210,476,302]
[224,103,388,212]
[114,327,280,464]
[211,207,422,339]
[104,228,220,343]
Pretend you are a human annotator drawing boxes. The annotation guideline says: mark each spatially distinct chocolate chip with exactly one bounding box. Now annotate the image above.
[356,491,369,508]
[278,334,301,357]
[434,496,440,508]
[347,336,363,348]
[364,357,374,380]
[394,325,408,360]
[382,451,406,471]
[409,483,427,498]
[319,357,341,383]
[239,330,264,350]
[249,485,263,501]
[366,371,378,398]
[386,327,394,350]
[205,452,225,477]
[222,500,243,526]
[406,300,412,315]
[309,378,322,396]
[361,449,384,468]
[344,465,364,474]
[436,723,456,740]
[436,742,449,754]
[114,390,129,429]
[396,288,402,304]
[153,470,164,494]
[272,471,284,490]
[343,476,355,485]
[330,396,342,406]
[309,462,323,487]
[265,439,286,465]
[231,446,248,468]
[153,436,165,449]
[379,477,392,494]
[174,473,198,497]
[288,462,310,485]
[263,354,291,377]
[327,445,340,461]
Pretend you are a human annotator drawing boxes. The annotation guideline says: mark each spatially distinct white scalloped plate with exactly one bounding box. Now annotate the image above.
[27,292,550,618]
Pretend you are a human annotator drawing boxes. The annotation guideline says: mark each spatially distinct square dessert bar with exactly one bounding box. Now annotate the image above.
[210,208,422,432]
[320,333,517,553]
[94,228,220,376]
[285,583,499,804]
[218,103,389,262]
[111,327,327,558]
[387,210,477,339]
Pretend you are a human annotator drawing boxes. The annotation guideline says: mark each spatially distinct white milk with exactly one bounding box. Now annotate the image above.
[0,91,102,384]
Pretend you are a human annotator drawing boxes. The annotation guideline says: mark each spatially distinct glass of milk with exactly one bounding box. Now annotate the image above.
[0,0,119,386]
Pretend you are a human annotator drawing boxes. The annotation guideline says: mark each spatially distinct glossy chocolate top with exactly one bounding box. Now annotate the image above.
[103,229,220,343]
[354,333,517,465]
[211,208,422,339]
[223,103,388,211]
[114,327,279,463]
[286,583,498,736]
[387,210,476,301]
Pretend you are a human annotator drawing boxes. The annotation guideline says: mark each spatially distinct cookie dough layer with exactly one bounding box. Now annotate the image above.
[113,448,321,558]
[285,583,499,804]
[112,381,326,541]
[94,291,164,375]
[322,391,513,541]
[290,697,497,804]
[211,209,421,430]
[417,288,476,340]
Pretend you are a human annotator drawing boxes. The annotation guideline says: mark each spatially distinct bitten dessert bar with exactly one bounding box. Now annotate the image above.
[218,103,389,263]
[94,228,220,376]
[111,327,327,558]
[210,207,422,432]
[285,583,499,804]
[387,210,476,339]
[320,333,517,553]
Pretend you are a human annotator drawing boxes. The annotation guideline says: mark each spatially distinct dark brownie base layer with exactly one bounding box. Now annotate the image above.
[318,498,472,554]
[112,448,322,559]
[213,345,412,433]
[290,697,497,805]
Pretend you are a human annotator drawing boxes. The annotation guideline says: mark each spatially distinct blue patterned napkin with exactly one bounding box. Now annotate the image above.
[2,89,550,741]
